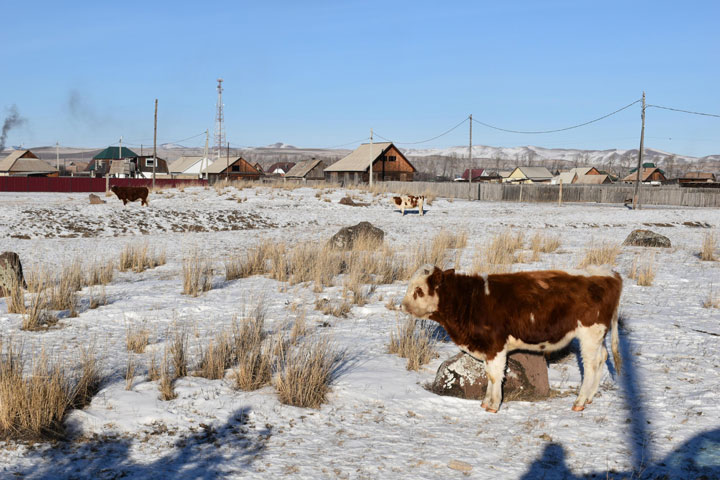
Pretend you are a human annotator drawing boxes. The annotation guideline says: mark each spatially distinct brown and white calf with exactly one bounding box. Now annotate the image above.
[391,195,424,216]
[111,185,150,206]
[401,265,622,413]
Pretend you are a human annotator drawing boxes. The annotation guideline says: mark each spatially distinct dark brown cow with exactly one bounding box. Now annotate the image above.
[391,195,424,216]
[401,264,622,413]
[111,185,149,206]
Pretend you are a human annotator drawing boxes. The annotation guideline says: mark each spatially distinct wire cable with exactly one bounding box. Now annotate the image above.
[646,104,720,119]
[320,136,371,149]
[472,99,642,134]
[374,117,469,145]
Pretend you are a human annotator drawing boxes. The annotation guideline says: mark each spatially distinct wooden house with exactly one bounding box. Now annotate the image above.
[133,155,170,177]
[205,156,262,181]
[505,166,553,184]
[284,158,327,182]
[0,149,58,177]
[622,167,667,184]
[169,156,210,178]
[577,174,612,185]
[323,142,416,183]
[89,146,138,177]
[678,172,716,184]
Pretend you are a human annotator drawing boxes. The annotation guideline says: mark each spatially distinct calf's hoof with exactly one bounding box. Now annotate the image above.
[485,407,498,414]
[481,402,488,409]
[571,404,585,412]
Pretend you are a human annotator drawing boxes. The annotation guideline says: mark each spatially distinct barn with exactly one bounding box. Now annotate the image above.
[205,156,262,182]
[284,158,327,182]
[323,142,416,184]
[0,150,58,177]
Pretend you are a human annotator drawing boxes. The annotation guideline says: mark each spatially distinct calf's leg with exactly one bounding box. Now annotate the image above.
[483,350,507,413]
[573,324,607,411]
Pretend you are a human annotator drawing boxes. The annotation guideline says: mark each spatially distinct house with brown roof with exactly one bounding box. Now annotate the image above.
[678,172,716,184]
[622,167,667,184]
[577,174,612,185]
[0,150,58,177]
[205,156,262,181]
[284,158,327,182]
[324,142,416,183]
[505,166,553,184]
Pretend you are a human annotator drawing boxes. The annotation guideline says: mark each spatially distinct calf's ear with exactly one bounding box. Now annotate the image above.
[443,268,455,276]
[427,267,444,292]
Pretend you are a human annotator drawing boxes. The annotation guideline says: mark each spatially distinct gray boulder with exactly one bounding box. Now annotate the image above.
[623,229,671,248]
[429,352,550,402]
[328,221,384,250]
[0,252,27,296]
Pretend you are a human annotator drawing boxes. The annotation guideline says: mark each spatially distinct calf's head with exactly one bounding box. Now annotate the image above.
[401,264,449,318]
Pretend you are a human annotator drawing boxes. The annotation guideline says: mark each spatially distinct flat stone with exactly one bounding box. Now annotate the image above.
[623,229,671,248]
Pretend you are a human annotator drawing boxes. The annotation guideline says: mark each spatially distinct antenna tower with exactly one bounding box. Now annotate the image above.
[214,78,225,159]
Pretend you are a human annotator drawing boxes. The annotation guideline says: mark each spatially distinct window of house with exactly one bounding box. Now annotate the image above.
[231,165,240,172]
[387,155,396,162]
[145,158,155,167]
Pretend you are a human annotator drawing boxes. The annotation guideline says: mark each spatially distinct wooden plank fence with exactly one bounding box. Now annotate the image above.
[379,181,720,208]
[0,177,207,193]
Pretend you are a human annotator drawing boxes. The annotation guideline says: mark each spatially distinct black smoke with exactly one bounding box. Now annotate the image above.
[0,105,26,151]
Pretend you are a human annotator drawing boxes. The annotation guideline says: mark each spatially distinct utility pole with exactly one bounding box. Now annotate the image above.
[632,92,646,210]
[369,128,373,186]
[468,114,473,200]
[202,129,209,180]
[55,142,59,173]
[226,142,230,181]
[152,99,158,190]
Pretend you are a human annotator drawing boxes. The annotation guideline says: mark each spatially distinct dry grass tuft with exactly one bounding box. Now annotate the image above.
[405,231,468,277]
[158,349,176,401]
[4,273,25,314]
[147,353,160,381]
[700,232,717,261]
[225,240,274,281]
[274,336,340,408]
[88,287,107,310]
[529,231,561,261]
[182,252,213,296]
[196,331,234,380]
[577,240,621,268]
[472,229,525,275]
[388,318,438,371]
[233,343,273,391]
[170,329,188,379]
[86,259,114,286]
[119,243,166,273]
[125,355,136,390]
[21,285,57,331]
[629,253,656,286]
[126,325,150,353]
[315,298,352,318]
[0,341,102,440]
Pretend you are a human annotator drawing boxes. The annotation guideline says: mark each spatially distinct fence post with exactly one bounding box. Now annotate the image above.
[558,181,563,205]
[519,183,523,203]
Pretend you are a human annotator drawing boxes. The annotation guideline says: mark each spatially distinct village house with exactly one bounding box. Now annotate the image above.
[323,142,416,184]
[284,158,327,182]
[169,156,214,179]
[88,146,138,177]
[622,165,667,184]
[505,166,553,184]
[0,149,58,177]
[678,172,717,184]
[133,155,170,177]
[266,162,296,176]
[204,156,262,182]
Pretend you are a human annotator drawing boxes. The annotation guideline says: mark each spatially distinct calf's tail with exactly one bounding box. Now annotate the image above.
[611,305,621,375]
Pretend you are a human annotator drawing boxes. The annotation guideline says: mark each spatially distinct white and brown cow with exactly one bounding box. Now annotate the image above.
[391,195,424,216]
[402,265,622,413]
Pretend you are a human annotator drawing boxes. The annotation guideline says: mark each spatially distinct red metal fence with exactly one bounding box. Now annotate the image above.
[0,177,207,193]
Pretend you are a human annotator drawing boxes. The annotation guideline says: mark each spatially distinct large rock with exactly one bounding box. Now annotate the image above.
[429,352,550,402]
[0,252,27,296]
[623,229,671,248]
[328,221,384,250]
[89,193,106,204]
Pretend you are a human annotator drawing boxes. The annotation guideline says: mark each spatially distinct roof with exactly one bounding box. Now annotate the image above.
[324,142,393,172]
[169,156,206,174]
[0,149,57,174]
[623,167,665,182]
[109,160,131,175]
[569,167,596,177]
[554,171,577,184]
[577,174,610,185]
[513,166,553,180]
[93,146,138,160]
[205,157,260,175]
[285,159,326,178]
[266,162,296,175]
[681,172,716,180]
[460,168,485,181]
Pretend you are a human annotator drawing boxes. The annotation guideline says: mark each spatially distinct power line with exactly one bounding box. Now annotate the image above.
[320,136,371,149]
[472,99,642,134]
[374,117,469,145]
[646,104,720,119]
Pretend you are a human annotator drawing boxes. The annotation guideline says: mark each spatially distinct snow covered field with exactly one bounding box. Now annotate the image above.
[1,185,718,479]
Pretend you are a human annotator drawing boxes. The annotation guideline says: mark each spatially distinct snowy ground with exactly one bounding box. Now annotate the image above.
[0,185,719,479]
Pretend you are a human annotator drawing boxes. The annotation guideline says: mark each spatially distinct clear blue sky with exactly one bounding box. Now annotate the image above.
[1,1,719,156]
